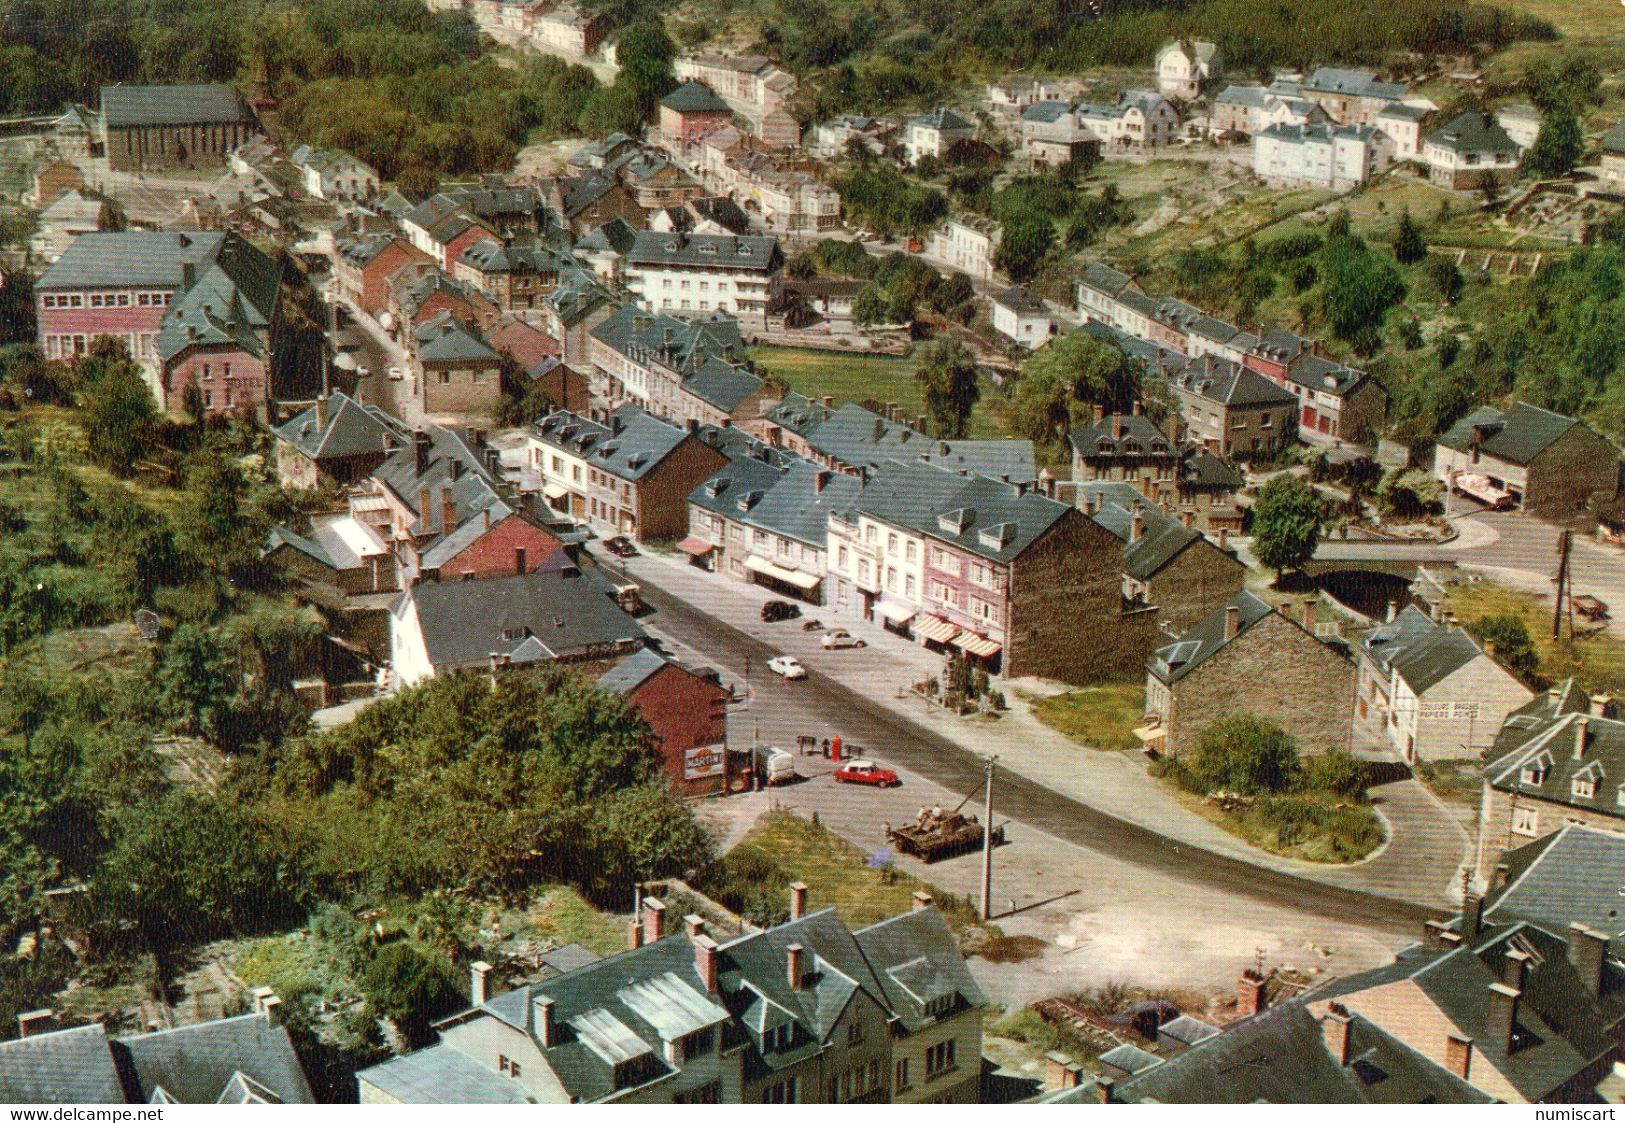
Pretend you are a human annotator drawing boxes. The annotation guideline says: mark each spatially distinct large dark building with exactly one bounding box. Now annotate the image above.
[100,84,258,171]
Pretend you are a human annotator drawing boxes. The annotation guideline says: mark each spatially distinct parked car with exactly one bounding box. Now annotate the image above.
[834,759,899,787]
[766,655,806,680]
[760,600,801,622]
[753,745,797,786]
[387,366,406,382]
[820,629,866,650]
[355,365,372,379]
[603,536,638,558]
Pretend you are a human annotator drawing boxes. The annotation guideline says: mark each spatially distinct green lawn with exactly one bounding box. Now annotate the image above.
[1028,683,1147,752]
[749,344,1013,440]
[1443,579,1625,696]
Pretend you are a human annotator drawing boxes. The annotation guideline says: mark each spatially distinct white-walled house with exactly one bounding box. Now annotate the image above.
[928,215,1000,281]
[1253,123,1393,188]
[1375,103,1433,158]
[1422,112,1520,190]
[1076,91,1180,150]
[990,286,1054,347]
[904,107,976,164]
[1494,103,1543,152]
[1155,40,1222,99]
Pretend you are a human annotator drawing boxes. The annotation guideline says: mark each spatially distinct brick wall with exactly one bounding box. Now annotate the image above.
[432,514,565,581]
[163,345,268,417]
[1164,611,1355,756]
[360,241,431,317]
[1336,379,1388,444]
[1145,539,1246,636]
[624,663,730,796]
[107,120,254,171]
[1477,782,1625,884]
[1524,425,1621,517]
[420,359,503,420]
[633,437,730,541]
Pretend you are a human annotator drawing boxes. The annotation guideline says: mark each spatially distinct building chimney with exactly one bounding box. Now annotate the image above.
[1095,1075,1116,1104]
[886,401,899,421]
[261,995,282,1027]
[1084,495,1097,516]
[684,913,706,938]
[1113,415,1125,440]
[414,429,431,473]
[1485,983,1519,1053]
[1130,512,1144,542]
[1132,399,1143,416]
[1592,694,1615,719]
[912,891,934,911]
[1502,947,1531,991]
[1568,923,1608,997]
[470,960,493,1006]
[16,1009,56,1038]
[813,470,830,494]
[694,933,719,992]
[1237,968,1267,1017]
[1574,716,1590,760]
[1462,892,1484,938]
[441,487,457,532]
[1302,598,1316,630]
[628,918,644,949]
[514,546,527,574]
[1044,1051,1083,1092]
[1445,1035,1473,1080]
[1491,863,1510,891]
[1423,919,1456,950]
[642,896,666,944]
[1093,402,1105,424]
[822,396,833,409]
[787,943,805,990]
[789,881,808,920]
[1217,526,1228,551]
[1224,605,1241,642]
[1181,509,1194,528]
[917,414,929,433]
[1322,1003,1354,1066]
[450,458,464,482]
[316,394,330,429]
[534,994,556,1047]
[1386,600,1398,623]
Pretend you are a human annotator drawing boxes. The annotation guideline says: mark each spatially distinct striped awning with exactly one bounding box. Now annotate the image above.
[953,632,1002,659]
[675,535,714,556]
[915,616,959,644]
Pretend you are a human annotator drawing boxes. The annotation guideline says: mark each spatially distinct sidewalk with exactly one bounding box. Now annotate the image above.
[608,541,1465,907]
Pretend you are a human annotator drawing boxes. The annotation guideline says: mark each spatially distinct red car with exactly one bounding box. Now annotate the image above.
[834,759,899,787]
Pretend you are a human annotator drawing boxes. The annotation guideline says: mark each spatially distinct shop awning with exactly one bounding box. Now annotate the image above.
[744,555,820,591]
[915,616,959,644]
[350,494,390,513]
[952,632,1003,659]
[876,599,916,625]
[1132,722,1167,745]
[676,536,715,557]
[542,481,572,500]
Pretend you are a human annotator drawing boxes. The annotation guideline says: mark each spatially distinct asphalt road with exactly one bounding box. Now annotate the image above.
[625,568,1437,941]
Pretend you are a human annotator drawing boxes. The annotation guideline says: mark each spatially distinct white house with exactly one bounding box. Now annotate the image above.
[621,229,784,328]
[1155,40,1222,99]
[1375,103,1433,159]
[289,146,379,202]
[990,286,1055,347]
[987,76,1065,113]
[1423,111,1520,190]
[1253,123,1393,189]
[904,107,976,164]
[1356,606,1533,762]
[928,215,1000,281]
[1494,103,1543,152]
[29,189,103,262]
[1076,91,1180,150]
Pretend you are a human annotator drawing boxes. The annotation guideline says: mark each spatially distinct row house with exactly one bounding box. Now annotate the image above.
[1212,84,1328,137]
[453,237,573,317]
[1155,40,1222,100]
[1433,402,1620,517]
[928,215,999,282]
[1354,604,1532,763]
[539,169,647,238]
[1253,123,1394,189]
[333,233,432,318]
[527,0,608,58]
[1144,590,1354,758]
[539,264,618,369]
[622,230,784,329]
[807,115,897,159]
[687,458,861,604]
[360,891,985,1104]
[1476,683,1623,883]
[387,267,499,357]
[986,76,1066,114]
[825,461,1129,683]
[1279,68,1420,128]
[413,313,505,421]
[674,53,800,147]
[587,304,770,428]
[688,132,841,235]
[1161,353,1300,461]
[35,230,285,412]
[528,405,729,541]
[1066,409,1245,532]
[658,82,735,150]
[289,145,378,202]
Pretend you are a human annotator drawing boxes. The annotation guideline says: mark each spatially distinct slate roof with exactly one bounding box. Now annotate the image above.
[1426,111,1517,155]
[597,647,721,697]
[1148,590,1277,682]
[797,402,1037,482]
[266,515,390,573]
[1216,84,1272,109]
[1169,354,1297,408]
[1068,414,1176,460]
[359,1043,538,1104]
[859,463,1074,564]
[532,405,698,483]
[1084,481,1236,581]
[1286,351,1369,398]
[400,568,645,669]
[1485,709,1625,821]
[1021,100,1075,124]
[1301,68,1408,102]
[369,424,496,532]
[113,1013,314,1105]
[1436,402,1589,465]
[0,1024,127,1103]
[1183,447,1244,491]
[1258,122,1379,146]
[732,459,862,548]
[1485,824,1625,951]
[1077,262,1135,298]
[661,81,732,114]
[688,454,789,521]
[37,230,224,291]
[416,315,501,365]
[1488,678,1591,758]
[910,107,973,132]
[1359,605,1491,694]
[576,218,639,256]
[992,285,1048,314]
[457,238,568,277]
[1081,1001,1490,1104]
[100,83,249,128]
[625,230,781,273]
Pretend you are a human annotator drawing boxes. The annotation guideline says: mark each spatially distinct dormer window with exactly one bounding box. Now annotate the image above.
[1520,763,1549,787]
[766,1024,792,1052]
[924,994,956,1019]
[699,243,718,254]
[1574,776,1596,799]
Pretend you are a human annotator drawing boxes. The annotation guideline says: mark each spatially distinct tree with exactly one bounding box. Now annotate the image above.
[360,943,459,1048]
[153,623,238,742]
[614,17,676,119]
[1392,208,1427,265]
[1468,611,1538,682]
[1186,714,1300,795]
[914,337,981,438]
[1523,112,1583,179]
[1007,330,1141,445]
[1421,256,1464,305]
[1318,237,1406,354]
[993,216,1055,283]
[173,452,271,594]
[1251,473,1323,583]
[81,355,157,477]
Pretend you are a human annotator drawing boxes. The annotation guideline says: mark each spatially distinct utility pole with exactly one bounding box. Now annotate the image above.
[980,755,998,922]
[1553,529,1571,642]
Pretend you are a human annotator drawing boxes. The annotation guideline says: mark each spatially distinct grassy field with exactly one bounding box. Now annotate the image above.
[749,344,1014,440]
[1165,783,1386,863]
[1027,683,1147,752]
[1442,579,1625,696]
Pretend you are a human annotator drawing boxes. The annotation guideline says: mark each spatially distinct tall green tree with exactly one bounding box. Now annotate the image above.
[1523,112,1583,179]
[1392,208,1427,265]
[1251,473,1324,583]
[914,337,981,438]
[1318,236,1407,354]
[993,215,1056,283]
[1007,331,1140,445]
[80,354,157,477]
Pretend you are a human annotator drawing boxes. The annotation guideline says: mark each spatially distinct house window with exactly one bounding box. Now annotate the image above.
[1511,806,1539,837]
[895,1058,911,1090]
[439,372,451,385]
[925,1039,956,1077]
[1573,776,1596,799]
[887,533,898,556]
[847,1022,864,1045]
[1520,765,1547,787]
[761,1076,798,1103]
[680,1027,715,1059]
[905,575,916,597]
[906,541,917,562]
[675,1080,721,1104]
